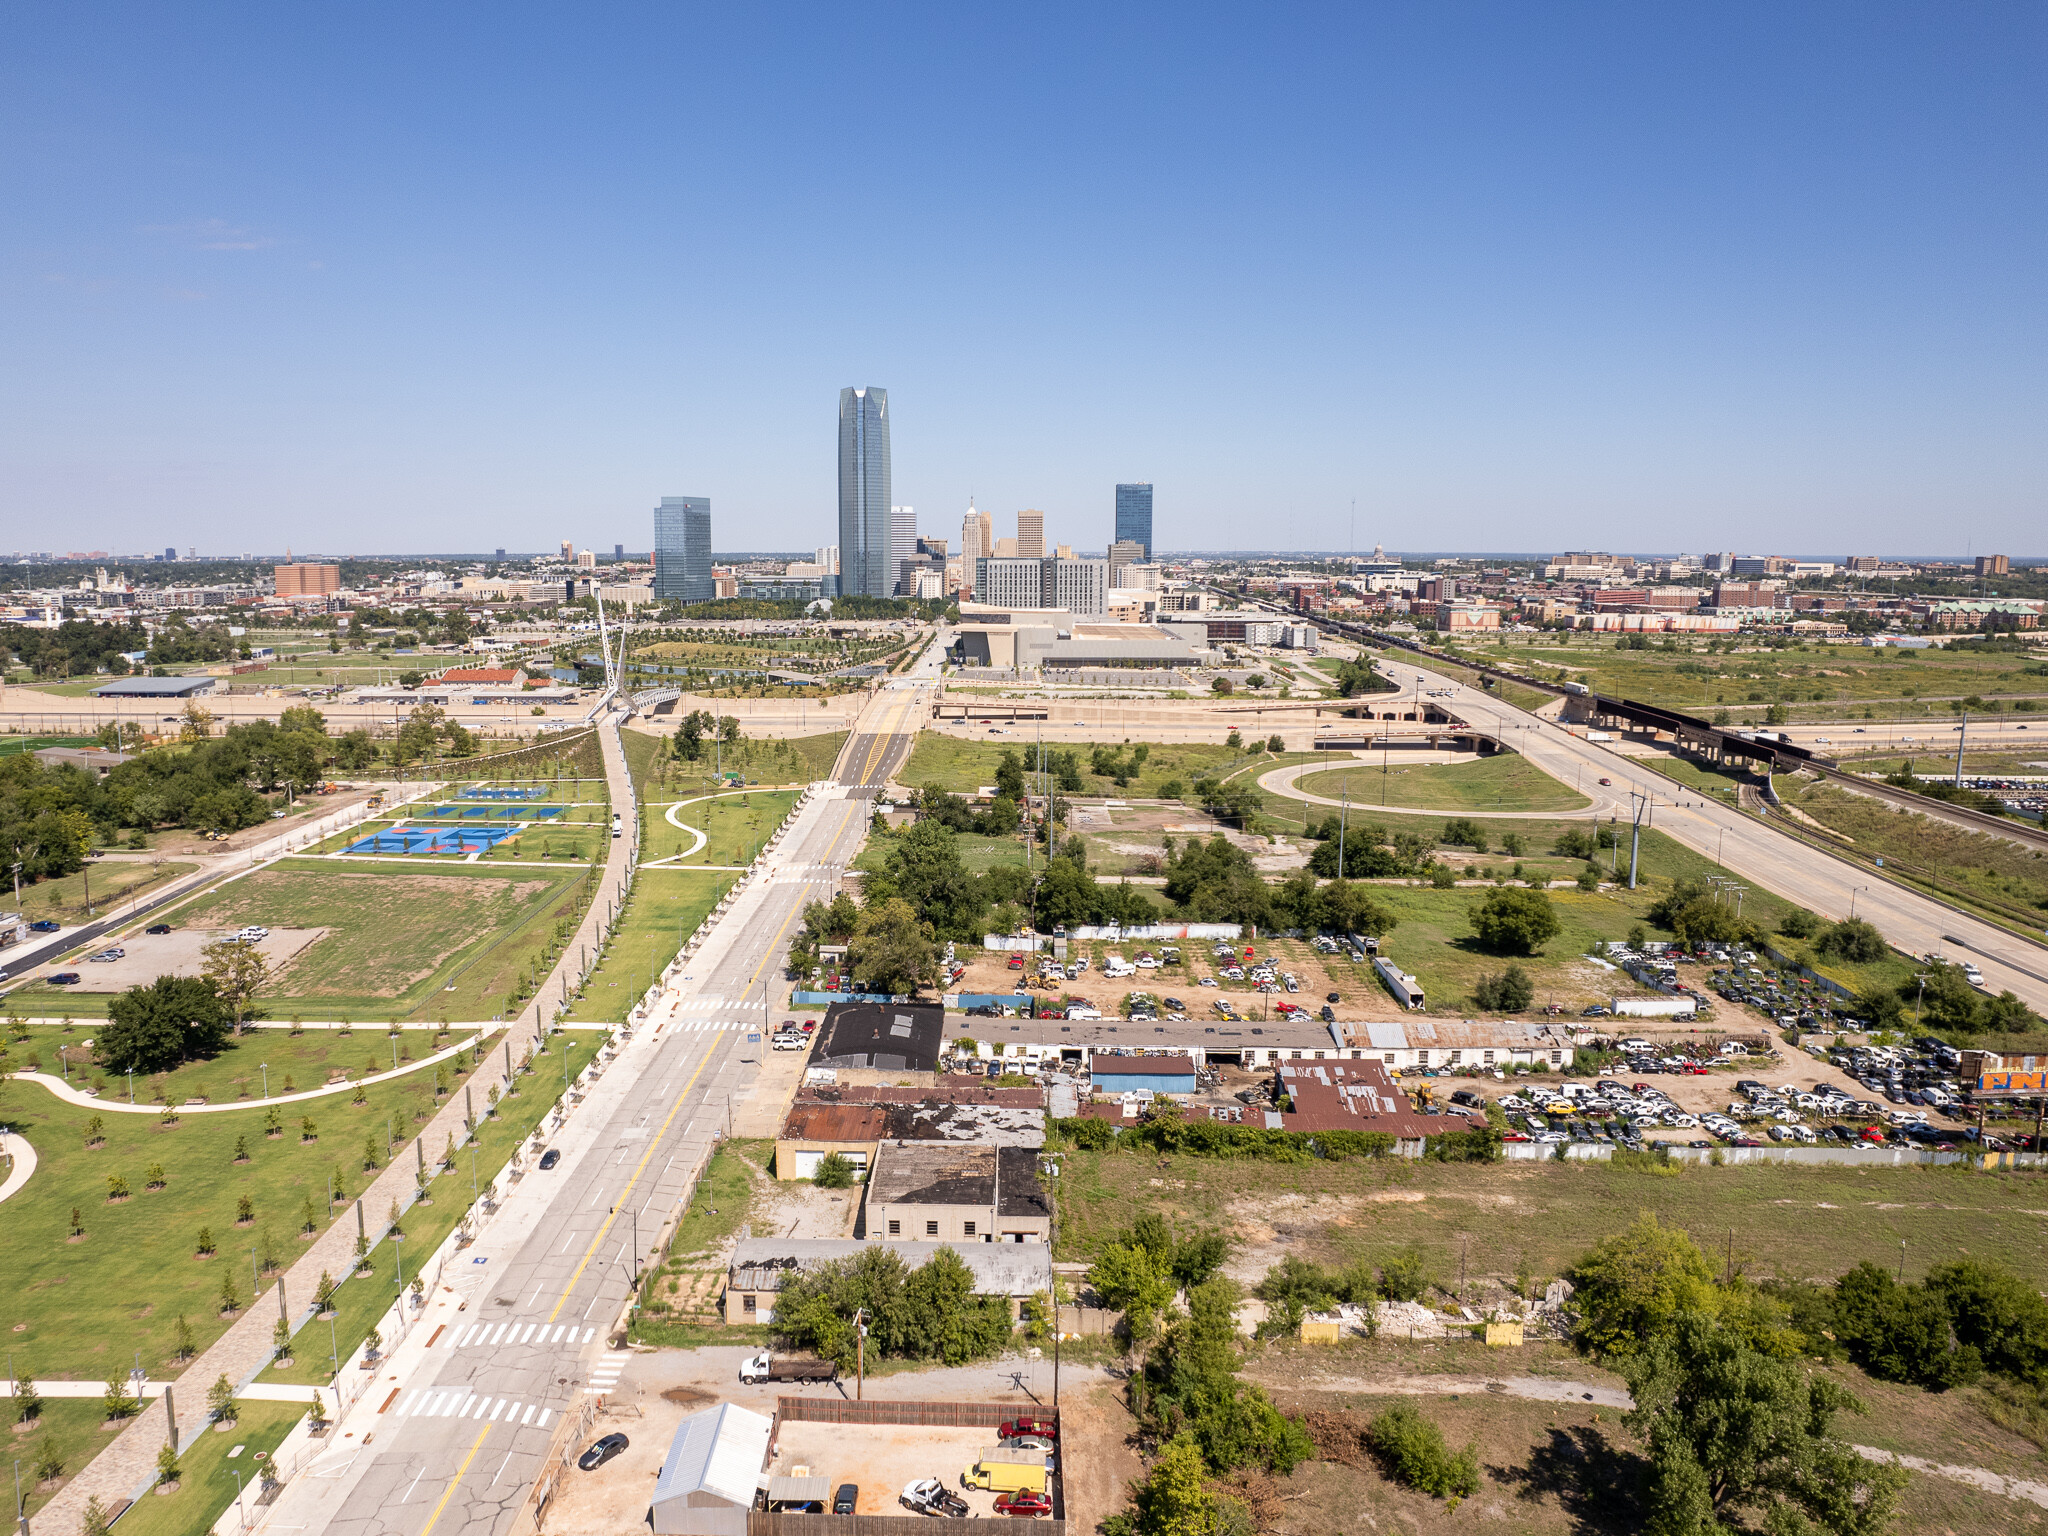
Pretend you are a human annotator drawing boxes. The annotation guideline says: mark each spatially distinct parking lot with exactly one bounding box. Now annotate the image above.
[953,935,1350,1027]
[768,1420,1035,1518]
[44,925,326,991]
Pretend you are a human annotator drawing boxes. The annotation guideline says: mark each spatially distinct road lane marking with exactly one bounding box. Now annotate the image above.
[398,1390,423,1415]
[488,1398,507,1420]
[426,1391,450,1416]
[488,1323,507,1345]
[414,1423,491,1536]
[401,1465,426,1503]
[488,1450,515,1488]
[458,1394,477,1417]
[521,1403,537,1424]
[546,1035,723,1322]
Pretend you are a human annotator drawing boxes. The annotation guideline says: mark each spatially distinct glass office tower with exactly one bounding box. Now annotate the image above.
[1115,483,1153,561]
[838,387,892,597]
[652,496,712,601]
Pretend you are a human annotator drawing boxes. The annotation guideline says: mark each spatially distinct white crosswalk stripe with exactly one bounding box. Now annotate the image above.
[400,1392,555,1426]
[446,1322,600,1348]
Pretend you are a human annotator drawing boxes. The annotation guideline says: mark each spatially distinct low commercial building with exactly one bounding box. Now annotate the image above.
[722,1238,1053,1323]
[1335,1019,1574,1072]
[773,1084,1044,1181]
[1090,1054,1198,1096]
[1276,1059,1474,1152]
[32,746,134,776]
[87,675,217,698]
[863,1142,1051,1244]
[811,1001,947,1072]
[650,1402,773,1536]
[945,1014,1359,1070]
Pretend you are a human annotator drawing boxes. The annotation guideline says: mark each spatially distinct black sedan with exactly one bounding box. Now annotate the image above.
[538,1148,561,1170]
[577,1433,628,1471]
[145,923,173,935]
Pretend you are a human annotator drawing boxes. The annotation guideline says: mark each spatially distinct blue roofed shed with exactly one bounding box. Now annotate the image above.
[1090,1053,1198,1096]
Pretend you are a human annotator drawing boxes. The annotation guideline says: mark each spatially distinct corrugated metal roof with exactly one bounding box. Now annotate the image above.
[729,1239,1053,1295]
[1092,1054,1196,1077]
[653,1403,771,1514]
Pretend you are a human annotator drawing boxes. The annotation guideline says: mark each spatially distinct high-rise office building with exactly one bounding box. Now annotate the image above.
[1115,484,1153,561]
[275,562,340,596]
[164,546,176,561]
[1108,539,1146,587]
[838,387,892,597]
[559,540,574,562]
[613,543,624,559]
[959,501,991,596]
[1016,510,1045,559]
[652,496,713,601]
[890,505,918,595]
[494,547,506,560]
[972,556,1108,618]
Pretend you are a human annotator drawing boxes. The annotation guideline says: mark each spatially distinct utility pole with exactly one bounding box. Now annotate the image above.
[1626,793,1647,890]
[854,1307,867,1400]
[1954,710,1968,787]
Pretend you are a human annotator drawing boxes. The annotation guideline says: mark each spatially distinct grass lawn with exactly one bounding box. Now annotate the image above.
[1051,1145,2048,1288]
[1294,754,1591,813]
[0,734,97,755]
[5,1023,460,1109]
[854,828,1028,876]
[631,730,849,797]
[13,860,201,926]
[631,1138,771,1347]
[565,869,724,1023]
[259,1029,597,1386]
[0,1031,592,1383]
[901,735,1246,798]
[645,789,800,865]
[150,861,593,1023]
[12,1398,110,1518]
[113,1399,304,1536]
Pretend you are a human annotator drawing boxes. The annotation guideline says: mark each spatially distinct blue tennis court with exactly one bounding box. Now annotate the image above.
[460,786,545,800]
[345,826,522,855]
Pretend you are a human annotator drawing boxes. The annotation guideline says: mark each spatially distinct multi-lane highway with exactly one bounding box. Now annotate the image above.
[261,660,937,1536]
[1396,661,2048,1013]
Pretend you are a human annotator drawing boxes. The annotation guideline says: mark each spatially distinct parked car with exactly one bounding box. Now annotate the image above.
[901,1479,969,1518]
[995,1491,1054,1518]
[86,948,125,963]
[577,1433,628,1471]
[49,972,81,985]
[233,926,269,942]
[771,1033,805,1051]
[538,1148,561,1170]
[28,920,60,933]
[145,923,172,935]
[833,1485,858,1516]
[998,1417,1058,1443]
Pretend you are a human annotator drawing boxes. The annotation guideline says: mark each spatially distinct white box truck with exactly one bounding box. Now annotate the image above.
[1612,996,1698,1020]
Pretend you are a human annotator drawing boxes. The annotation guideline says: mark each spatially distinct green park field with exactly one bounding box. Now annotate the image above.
[1293,753,1592,814]
[644,788,800,865]
[900,734,1249,798]
[566,869,725,1023]
[0,1029,596,1389]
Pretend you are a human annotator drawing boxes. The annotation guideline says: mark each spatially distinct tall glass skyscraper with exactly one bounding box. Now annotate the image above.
[1115,483,1153,561]
[652,496,712,601]
[838,387,892,597]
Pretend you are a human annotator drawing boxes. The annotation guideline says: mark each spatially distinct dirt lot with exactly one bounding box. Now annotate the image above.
[538,1345,1111,1533]
[771,1420,1019,1516]
[49,924,325,991]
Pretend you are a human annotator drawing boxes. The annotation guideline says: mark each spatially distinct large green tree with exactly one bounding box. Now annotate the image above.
[1622,1312,1907,1536]
[845,897,939,996]
[100,976,231,1074]
[1468,887,1561,955]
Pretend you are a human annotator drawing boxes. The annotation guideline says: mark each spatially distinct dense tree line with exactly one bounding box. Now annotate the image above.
[771,1244,1015,1368]
[1,618,149,679]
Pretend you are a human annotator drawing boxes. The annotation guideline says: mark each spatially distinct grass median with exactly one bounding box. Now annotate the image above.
[1294,754,1591,814]
[566,869,725,1023]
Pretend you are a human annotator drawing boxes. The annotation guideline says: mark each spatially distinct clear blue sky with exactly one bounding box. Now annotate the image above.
[5,3,2043,558]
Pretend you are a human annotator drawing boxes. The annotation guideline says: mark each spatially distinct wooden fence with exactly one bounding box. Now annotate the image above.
[748,1517,1065,1536]
[775,1397,1057,1431]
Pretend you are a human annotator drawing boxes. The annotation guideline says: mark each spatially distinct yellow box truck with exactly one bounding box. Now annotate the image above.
[962,1449,1049,1495]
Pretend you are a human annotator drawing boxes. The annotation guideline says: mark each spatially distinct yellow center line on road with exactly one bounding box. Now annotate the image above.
[546,785,876,1323]
[414,1423,491,1536]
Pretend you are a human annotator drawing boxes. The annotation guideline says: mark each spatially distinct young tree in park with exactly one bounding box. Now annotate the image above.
[199,937,269,1031]
[206,1374,237,1423]
[156,1440,181,1487]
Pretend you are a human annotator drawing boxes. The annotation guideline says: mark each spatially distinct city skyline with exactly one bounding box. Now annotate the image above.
[5,7,2046,554]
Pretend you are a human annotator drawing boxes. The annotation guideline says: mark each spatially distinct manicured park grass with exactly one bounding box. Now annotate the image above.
[12,1398,109,1519]
[855,828,1027,876]
[149,861,592,1023]
[645,790,800,865]
[6,1024,459,1109]
[114,1399,303,1536]
[259,1030,597,1386]
[631,729,850,797]
[566,869,725,1023]
[1294,753,1591,813]
[900,734,1246,798]
[0,1032,561,1383]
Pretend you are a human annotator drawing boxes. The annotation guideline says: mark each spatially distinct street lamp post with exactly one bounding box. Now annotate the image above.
[260,1063,268,1098]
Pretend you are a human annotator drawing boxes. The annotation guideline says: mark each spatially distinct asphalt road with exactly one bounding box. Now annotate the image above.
[276,694,922,1536]
[1407,663,2048,1012]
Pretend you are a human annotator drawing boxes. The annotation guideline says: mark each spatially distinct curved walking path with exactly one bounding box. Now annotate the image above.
[3,1026,490,1114]
[0,1130,36,1204]
[29,712,641,1536]
[1256,759,1600,818]
[1254,1367,2048,1511]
